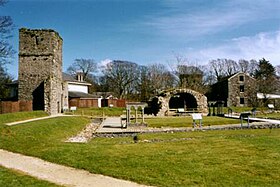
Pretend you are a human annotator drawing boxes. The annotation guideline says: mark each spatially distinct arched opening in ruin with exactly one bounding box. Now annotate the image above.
[169,93,198,110]
[155,88,208,116]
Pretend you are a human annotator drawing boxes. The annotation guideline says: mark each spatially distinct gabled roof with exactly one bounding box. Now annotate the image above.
[228,72,255,81]
[62,73,76,82]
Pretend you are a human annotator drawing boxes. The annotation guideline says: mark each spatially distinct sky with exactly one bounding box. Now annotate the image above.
[1,0,280,79]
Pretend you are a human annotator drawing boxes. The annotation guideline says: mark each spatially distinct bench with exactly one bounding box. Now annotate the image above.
[191,113,203,128]
[176,108,197,116]
[176,108,186,115]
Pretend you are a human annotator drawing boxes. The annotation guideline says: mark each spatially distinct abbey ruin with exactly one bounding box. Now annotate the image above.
[18,28,67,115]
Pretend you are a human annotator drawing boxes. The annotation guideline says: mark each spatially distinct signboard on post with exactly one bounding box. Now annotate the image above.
[191,113,202,128]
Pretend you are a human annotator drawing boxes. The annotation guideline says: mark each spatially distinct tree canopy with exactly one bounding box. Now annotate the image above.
[254,58,279,96]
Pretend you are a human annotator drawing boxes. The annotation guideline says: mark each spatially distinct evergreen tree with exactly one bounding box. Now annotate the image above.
[254,58,278,98]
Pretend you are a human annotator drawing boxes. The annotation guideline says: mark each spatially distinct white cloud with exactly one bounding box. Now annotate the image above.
[186,30,280,65]
[100,58,112,67]
[144,0,280,39]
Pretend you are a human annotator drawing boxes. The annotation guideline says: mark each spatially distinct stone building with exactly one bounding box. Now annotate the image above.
[228,72,256,107]
[207,72,256,107]
[18,28,65,115]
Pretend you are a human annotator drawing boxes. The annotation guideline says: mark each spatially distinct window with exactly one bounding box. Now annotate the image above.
[239,75,244,82]
[240,98,245,105]
[240,85,245,92]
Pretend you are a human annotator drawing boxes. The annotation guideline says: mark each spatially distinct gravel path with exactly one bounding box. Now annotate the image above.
[0,149,151,187]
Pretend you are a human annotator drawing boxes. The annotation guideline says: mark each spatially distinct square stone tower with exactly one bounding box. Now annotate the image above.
[18,28,63,115]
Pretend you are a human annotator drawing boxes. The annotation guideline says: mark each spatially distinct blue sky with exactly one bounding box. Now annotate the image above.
[2,0,280,78]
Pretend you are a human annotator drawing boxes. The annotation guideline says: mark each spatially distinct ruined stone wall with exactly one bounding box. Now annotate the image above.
[62,82,69,110]
[18,28,63,115]
[156,88,208,116]
[228,72,256,107]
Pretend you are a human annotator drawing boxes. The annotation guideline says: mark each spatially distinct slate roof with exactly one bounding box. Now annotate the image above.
[62,73,76,82]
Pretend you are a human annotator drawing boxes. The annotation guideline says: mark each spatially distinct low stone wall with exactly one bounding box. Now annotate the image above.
[0,101,32,114]
[93,123,280,138]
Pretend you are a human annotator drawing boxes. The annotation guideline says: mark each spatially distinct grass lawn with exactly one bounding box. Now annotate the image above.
[68,107,125,117]
[0,166,60,187]
[145,116,243,128]
[0,112,279,186]
[256,112,280,120]
[0,111,48,124]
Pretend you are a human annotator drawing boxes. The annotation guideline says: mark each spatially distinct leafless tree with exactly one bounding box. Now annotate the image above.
[0,0,14,65]
[224,59,239,76]
[67,58,97,80]
[209,59,226,81]
[147,63,175,92]
[0,0,14,99]
[209,59,239,81]
[102,60,140,99]
[238,59,250,73]
[276,65,280,76]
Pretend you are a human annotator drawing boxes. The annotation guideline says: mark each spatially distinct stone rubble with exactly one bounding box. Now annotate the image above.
[65,119,101,143]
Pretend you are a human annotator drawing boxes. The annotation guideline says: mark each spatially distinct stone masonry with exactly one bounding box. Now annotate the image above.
[18,28,64,115]
[228,72,256,107]
[157,88,208,116]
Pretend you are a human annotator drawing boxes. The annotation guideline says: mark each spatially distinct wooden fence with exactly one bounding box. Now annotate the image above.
[0,100,32,114]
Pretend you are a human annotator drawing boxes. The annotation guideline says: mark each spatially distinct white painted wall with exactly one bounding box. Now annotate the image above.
[98,98,102,108]
[68,84,88,93]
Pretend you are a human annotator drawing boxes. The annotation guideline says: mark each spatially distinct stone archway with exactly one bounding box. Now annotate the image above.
[157,88,208,116]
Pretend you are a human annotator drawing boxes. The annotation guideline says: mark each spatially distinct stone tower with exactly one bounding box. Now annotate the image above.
[18,28,63,115]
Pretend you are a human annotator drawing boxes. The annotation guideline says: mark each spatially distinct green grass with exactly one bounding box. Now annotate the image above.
[145,116,243,128]
[68,107,125,117]
[0,111,48,124]
[256,112,280,119]
[0,166,61,187]
[0,113,279,186]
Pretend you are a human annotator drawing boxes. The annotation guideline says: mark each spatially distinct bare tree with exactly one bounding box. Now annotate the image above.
[224,59,239,76]
[147,63,175,92]
[0,0,14,99]
[0,0,14,65]
[209,59,226,81]
[102,60,140,99]
[67,58,97,80]
[276,65,280,76]
[238,59,250,73]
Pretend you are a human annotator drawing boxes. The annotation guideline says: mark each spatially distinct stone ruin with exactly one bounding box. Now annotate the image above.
[150,88,208,116]
[18,28,67,115]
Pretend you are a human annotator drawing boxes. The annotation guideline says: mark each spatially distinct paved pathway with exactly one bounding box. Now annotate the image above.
[224,114,280,124]
[0,149,150,187]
